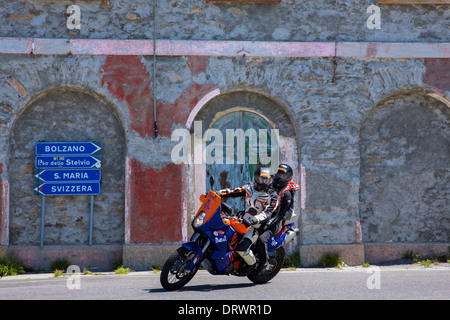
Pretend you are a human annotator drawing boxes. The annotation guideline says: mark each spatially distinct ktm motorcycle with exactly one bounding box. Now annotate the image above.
[160,190,299,291]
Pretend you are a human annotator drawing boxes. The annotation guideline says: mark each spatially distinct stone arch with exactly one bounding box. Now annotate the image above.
[8,86,126,245]
[359,89,449,243]
[184,89,302,246]
[192,89,298,138]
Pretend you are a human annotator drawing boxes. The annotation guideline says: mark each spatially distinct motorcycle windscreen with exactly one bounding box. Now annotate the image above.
[196,191,227,231]
[196,191,219,222]
[202,207,227,231]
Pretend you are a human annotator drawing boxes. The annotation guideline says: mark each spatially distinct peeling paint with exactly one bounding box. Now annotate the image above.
[157,83,219,136]
[185,56,209,75]
[8,77,26,97]
[101,55,153,138]
[423,58,450,91]
[125,158,183,244]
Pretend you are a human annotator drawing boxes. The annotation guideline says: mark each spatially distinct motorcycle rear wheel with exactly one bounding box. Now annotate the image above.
[247,246,285,284]
[160,247,198,291]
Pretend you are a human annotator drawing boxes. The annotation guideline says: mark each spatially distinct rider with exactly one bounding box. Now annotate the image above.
[257,164,300,273]
[272,164,299,222]
[216,166,279,269]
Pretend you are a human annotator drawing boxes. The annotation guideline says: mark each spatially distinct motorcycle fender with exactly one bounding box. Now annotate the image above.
[182,242,204,271]
[268,234,285,252]
[182,242,201,252]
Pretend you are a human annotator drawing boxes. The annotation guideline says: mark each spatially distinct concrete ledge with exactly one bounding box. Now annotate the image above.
[122,244,181,271]
[364,243,450,264]
[299,244,365,267]
[299,243,450,267]
[3,242,449,271]
[0,246,7,259]
[6,245,122,271]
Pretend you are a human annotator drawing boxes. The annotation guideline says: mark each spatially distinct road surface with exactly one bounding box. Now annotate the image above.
[1,264,449,301]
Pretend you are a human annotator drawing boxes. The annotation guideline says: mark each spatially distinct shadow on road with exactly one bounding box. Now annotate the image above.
[147,282,256,293]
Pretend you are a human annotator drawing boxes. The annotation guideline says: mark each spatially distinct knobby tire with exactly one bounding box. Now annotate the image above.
[247,246,285,284]
[160,247,198,291]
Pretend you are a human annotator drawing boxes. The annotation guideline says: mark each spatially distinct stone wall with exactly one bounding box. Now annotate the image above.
[0,1,447,42]
[0,0,448,268]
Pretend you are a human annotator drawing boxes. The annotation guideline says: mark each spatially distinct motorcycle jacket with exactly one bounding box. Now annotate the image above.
[273,181,300,221]
[217,182,279,225]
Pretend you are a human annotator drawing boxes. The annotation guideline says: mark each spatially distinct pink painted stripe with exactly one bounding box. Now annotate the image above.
[33,38,154,55]
[0,181,10,245]
[0,38,33,54]
[0,38,449,58]
[186,88,221,128]
[157,40,335,57]
[124,156,132,245]
[337,42,450,58]
[300,165,306,210]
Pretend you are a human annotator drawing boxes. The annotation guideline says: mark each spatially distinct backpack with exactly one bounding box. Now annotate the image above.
[278,181,300,221]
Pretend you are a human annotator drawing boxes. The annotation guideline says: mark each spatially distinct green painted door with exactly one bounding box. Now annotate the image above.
[205,111,277,213]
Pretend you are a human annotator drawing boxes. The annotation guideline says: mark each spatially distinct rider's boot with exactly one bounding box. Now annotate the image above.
[256,241,270,274]
[236,238,257,266]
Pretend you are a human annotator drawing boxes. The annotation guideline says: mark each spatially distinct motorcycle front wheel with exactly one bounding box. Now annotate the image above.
[247,246,285,284]
[160,247,199,291]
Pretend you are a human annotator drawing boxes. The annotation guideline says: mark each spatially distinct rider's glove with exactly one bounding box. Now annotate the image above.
[216,188,231,196]
[243,216,258,227]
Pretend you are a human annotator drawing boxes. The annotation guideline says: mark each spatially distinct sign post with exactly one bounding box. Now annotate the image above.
[40,196,45,249]
[35,141,102,247]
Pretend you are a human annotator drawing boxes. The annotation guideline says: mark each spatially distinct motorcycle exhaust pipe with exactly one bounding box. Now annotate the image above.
[282,227,300,246]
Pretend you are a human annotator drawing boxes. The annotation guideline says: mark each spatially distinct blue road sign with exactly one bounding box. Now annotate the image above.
[34,141,102,196]
[35,155,101,169]
[34,182,101,196]
[35,169,101,183]
[35,142,101,156]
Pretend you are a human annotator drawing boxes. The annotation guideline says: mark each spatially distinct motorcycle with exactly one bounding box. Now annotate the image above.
[160,185,299,291]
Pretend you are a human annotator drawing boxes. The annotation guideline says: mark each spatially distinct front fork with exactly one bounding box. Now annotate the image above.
[182,233,210,272]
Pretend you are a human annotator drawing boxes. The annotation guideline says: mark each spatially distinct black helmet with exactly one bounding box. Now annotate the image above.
[253,167,272,192]
[273,164,293,188]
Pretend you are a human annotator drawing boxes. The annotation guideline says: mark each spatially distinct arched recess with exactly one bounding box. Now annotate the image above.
[206,110,277,212]
[184,90,302,245]
[360,90,449,243]
[9,87,126,246]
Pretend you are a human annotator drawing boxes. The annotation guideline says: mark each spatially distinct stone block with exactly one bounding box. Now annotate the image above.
[300,244,365,267]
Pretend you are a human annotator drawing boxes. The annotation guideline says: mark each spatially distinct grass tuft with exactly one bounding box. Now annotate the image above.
[0,257,25,277]
[50,258,70,272]
[114,266,131,274]
[283,252,302,269]
[317,252,345,268]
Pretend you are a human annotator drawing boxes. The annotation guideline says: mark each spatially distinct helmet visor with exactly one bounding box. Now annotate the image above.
[256,174,271,186]
[275,171,288,181]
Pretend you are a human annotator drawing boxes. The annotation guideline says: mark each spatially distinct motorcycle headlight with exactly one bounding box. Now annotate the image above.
[193,211,206,228]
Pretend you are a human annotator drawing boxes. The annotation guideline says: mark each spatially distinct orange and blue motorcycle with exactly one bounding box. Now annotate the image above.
[160,190,299,291]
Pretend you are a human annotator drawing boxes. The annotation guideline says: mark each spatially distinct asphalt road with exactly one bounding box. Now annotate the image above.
[1,264,449,301]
